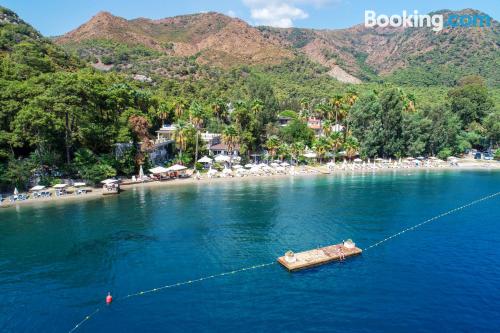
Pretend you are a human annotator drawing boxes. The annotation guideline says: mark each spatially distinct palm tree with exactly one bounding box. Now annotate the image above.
[157,101,170,127]
[222,125,239,165]
[299,97,310,119]
[290,141,305,165]
[322,119,333,137]
[173,120,189,162]
[329,132,343,163]
[277,143,290,162]
[329,94,343,124]
[189,101,204,167]
[313,137,330,163]
[343,135,359,161]
[342,92,357,138]
[265,135,280,162]
[211,98,227,123]
[173,98,186,120]
[251,99,264,117]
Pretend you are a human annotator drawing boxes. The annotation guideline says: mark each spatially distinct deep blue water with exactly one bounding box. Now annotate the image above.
[1,170,500,333]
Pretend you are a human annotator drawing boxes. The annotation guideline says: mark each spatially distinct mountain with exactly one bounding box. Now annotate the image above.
[262,9,499,85]
[0,6,81,77]
[56,11,291,68]
[55,9,499,86]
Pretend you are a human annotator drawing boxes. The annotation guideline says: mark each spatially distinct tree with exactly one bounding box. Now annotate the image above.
[1,157,35,190]
[312,137,330,163]
[157,100,170,126]
[73,148,116,185]
[129,114,152,164]
[322,120,333,137]
[277,143,290,162]
[329,132,343,162]
[189,101,204,166]
[484,110,500,144]
[279,119,314,146]
[222,125,239,165]
[448,76,493,127]
[343,136,359,160]
[290,141,305,164]
[173,120,190,162]
[173,98,186,120]
[265,135,280,161]
[211,98,227,124]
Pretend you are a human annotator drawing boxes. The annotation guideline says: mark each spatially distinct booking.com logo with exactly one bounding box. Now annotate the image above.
[365,10,492,32]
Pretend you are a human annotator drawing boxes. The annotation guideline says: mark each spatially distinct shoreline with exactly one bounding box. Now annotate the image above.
[1,160,499,210]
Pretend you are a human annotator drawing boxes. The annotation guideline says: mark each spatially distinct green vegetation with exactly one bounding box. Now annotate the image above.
[0,6,498,192]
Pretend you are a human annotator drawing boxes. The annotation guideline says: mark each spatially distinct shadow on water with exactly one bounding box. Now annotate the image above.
[67,230,158,259]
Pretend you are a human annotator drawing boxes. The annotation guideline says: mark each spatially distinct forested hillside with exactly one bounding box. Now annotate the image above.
[0,6,498,192]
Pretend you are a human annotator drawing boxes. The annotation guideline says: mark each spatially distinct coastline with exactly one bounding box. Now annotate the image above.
[1,160,499,210]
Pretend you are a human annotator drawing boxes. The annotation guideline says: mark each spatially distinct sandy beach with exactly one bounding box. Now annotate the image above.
[1,159,499,210]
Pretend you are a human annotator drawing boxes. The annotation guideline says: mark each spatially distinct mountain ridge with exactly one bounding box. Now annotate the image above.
[54,9,499,85]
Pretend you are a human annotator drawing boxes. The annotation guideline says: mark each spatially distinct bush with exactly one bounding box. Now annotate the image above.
[195,162,204,171]
[494,150,500,161]
[437,148,453,160]
[101,55,113,65]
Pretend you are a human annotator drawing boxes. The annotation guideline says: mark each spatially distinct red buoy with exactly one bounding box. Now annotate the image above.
[106,292,113,304]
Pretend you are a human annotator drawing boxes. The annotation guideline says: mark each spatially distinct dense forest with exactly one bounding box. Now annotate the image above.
[0,6,498,191]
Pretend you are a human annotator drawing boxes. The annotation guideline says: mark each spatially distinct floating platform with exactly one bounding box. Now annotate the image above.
[277,241,362,271]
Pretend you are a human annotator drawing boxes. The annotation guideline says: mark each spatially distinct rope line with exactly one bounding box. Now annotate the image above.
[363,191,500,251]
[68,261,275,332]
[119,261,275,300]
[68,308,100,333]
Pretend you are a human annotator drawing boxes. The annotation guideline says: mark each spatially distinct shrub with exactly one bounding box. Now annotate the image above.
[437,148,453,160]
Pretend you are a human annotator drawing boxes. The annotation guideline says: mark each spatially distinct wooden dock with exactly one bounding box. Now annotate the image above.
[277,241,362,271]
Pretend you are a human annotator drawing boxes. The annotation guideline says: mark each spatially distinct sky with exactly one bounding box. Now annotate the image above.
[2,0,498,36]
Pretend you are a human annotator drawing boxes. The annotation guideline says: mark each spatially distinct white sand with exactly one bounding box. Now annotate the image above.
[1,159,498,210]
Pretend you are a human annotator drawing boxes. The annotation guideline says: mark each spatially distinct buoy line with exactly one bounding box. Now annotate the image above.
[68,190,499,332]
[363,191,500,251]
[68,261,275,332]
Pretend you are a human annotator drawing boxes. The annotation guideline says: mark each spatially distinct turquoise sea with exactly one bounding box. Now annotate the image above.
[1,170,499,332]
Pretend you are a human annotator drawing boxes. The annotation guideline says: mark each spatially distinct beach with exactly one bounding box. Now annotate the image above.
[1,158,498,210]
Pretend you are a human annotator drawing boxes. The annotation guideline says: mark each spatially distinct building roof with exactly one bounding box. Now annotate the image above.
[156,124,177,133]
[209,143,240,151]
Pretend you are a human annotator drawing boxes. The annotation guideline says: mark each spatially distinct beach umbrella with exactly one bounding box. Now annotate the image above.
[354,158,362,163]
[417,156,425,160]
[214,155,230,162]
[303,152,317,158]
[53,184,68,189]
[168,164,188,172]
[447,156,458,160]
[244,163,254,169]
[30,185,45,191]
[139,165,144,178]
[326,161,335,166]
[149,166,169,174]
[270,162,280,167]
[429,156,438,160]
[375,158,383,162]
[13,187,18,195]
[232,165,243,169]
[73,182,86,187]
[280,162,290,167]
[198,156,213,164]
[101,179,118,185]
[406,157,415,161]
